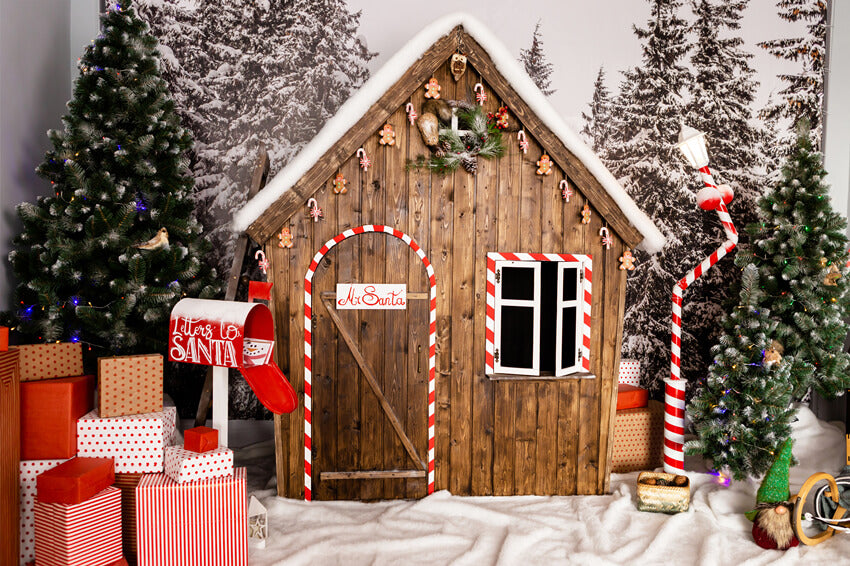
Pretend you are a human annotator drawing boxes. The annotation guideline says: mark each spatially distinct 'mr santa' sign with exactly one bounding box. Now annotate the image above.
[336,284,406,310]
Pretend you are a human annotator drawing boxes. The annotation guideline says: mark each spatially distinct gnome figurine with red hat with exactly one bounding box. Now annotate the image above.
[746,439,799,550]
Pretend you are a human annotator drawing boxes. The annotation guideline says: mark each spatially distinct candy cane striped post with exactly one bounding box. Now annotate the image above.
[666,165,738,472]
[485,252,592,374]
[303,224,436,500]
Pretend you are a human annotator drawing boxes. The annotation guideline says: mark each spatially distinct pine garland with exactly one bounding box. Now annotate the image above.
[408,105,505,175]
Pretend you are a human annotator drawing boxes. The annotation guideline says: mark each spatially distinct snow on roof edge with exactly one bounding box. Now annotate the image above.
[231,12,666,254]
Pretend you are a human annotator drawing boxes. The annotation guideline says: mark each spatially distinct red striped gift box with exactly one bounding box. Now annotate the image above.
[34,485,122,566]
[136,468,247,566]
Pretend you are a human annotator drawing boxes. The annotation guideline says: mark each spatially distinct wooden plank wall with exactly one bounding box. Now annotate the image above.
[269,59,628,499]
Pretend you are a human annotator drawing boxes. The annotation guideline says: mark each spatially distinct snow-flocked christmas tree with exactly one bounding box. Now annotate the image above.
[686,264,796,480]
[580,67,613,153]
[759,0,827,151]
[737,124,850,400]
[8,0,218,353]
[518,21,556,96]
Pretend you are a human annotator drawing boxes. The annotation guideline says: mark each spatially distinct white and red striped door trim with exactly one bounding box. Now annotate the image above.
[304,224,437,500]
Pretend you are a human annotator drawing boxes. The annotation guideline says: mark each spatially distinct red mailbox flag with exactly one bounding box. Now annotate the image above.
[169,299,296,414]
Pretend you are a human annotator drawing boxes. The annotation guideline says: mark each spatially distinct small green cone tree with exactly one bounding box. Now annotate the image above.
[687,264,796,480]
[8,0,218,353]
[738,124,850,399]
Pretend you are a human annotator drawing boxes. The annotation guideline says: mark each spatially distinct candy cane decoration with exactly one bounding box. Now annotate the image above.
[405,103,417,125]
[517,130,529,154]
[666,165,737,473]
[474,83,487,106]
[254,250,269,274]
[559,179,572,202]
[357,147,371,171]
[599,226,613,250]
[307,198,322,222]
[304,225,436,500]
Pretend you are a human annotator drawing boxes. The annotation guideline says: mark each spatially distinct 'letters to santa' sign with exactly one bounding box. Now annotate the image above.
[336,284,406,310]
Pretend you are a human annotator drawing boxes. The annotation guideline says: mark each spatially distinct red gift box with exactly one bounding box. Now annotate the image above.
[137,468,247,566]
[34,485,122,566]
[610,400,664,473]
[184,426,218,453]
[36,457,114,505]
[19,459,69,565]
[616,384,649,411]
[20,374,95,460]
[0,326,8,351]
[76,407,177,473]
[98,354,163,418]
[1,349,20,566]
[12,343,83,382]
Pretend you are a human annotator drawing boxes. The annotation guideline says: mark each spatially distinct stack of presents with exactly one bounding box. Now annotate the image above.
[610,359,664,473]
[0,328,248,566]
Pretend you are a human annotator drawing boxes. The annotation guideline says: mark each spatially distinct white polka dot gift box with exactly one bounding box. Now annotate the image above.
[618,358,641,387]
[164,445,233,483]
[76,407,177,473]
[19,459,69,565]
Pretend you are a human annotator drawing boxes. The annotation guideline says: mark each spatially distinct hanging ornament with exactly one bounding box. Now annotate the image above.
[517,130,529,154]
[619,249,636,271]
[581,204,592,224]
[307,198,323,222]
[824,263,841,286]
[599,226,613,250]
[451,53,467,81]
[405,103,417,125]
[357,147,371,171]
[537,153,553,176]
[379,123,396,146]
[559,179,573,202]
[487,106,509,130]
[278,228,294,249]
[424,77,441,99]
[474,83,487,106]
[133,227,169,250]
[332,172,348,195]
[763,340,784,368]
[255,250,269,274]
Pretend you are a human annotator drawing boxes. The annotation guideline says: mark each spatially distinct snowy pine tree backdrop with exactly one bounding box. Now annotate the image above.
[109,0,826,416]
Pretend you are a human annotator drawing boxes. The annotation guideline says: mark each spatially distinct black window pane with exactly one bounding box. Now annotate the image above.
[501,267,535,300]
[562,267,578,301]
[561,306,577,368]
[501,306,534,369]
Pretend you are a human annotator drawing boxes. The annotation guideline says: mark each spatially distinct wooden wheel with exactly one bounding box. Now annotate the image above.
[793,472,848,546]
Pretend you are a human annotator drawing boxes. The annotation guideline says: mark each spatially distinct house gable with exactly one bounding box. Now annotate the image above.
[235,16,664,253]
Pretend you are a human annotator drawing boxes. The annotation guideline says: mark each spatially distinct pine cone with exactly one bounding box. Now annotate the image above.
[462,156,478,175]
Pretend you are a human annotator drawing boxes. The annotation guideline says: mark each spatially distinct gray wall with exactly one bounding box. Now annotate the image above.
[0,0,98,313]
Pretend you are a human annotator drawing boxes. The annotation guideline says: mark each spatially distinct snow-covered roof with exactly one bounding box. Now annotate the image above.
[232,12,665,254]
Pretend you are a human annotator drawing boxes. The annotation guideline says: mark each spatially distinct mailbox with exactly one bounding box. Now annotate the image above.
[169,299,296,416]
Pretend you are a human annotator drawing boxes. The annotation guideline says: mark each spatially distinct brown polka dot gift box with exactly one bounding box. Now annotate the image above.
[610,400,665,474]
[12,342,83,382]
[76,407,177,473]
[97,354,164,418]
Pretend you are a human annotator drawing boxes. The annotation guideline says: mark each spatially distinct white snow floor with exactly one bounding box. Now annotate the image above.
[236,407,850,565]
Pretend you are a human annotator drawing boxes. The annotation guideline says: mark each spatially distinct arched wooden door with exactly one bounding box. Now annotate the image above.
[304,225,435,501]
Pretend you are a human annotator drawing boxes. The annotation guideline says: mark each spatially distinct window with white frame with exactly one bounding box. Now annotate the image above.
[486,254,591,378]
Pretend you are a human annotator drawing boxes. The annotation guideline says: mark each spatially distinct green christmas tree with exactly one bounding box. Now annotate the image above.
[738,124,850,400]
[8,0,218,353]
[686,264,796,480]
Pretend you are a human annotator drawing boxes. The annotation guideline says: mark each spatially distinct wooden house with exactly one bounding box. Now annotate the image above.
[233,14,664,501]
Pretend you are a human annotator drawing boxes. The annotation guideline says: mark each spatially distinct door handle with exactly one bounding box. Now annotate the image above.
[417,345,422,374]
